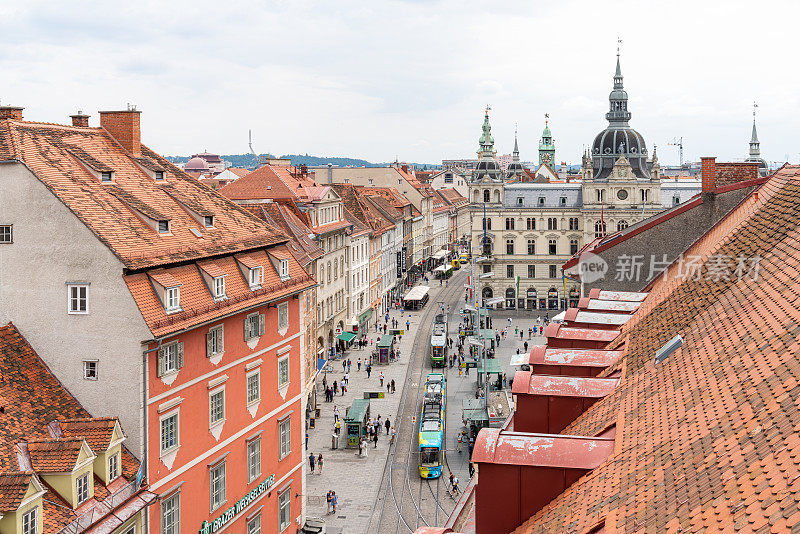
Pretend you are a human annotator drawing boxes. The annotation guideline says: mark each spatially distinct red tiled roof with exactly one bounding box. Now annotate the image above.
[0,472,33,511]
[60,418,120,454]
[512,165,800,533]
[227,167,251,178]
[0,120,287,270]
[27,438,85,472]
[125,245,313,337]
[219,164,297,200]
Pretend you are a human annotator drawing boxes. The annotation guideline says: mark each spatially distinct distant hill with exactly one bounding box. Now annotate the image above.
[164,153,440,170]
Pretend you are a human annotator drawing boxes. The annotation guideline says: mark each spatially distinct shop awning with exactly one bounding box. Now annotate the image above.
[337,332,356,343]
[432,250,448,260]
[317,358,328,371]
[477,359,504,374]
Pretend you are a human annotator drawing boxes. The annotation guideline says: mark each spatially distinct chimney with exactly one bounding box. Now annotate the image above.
[0,106,24,120]
[701,156,716,193]
[99,105,142,155]
[327,163,333,184]
[70,111,90,127]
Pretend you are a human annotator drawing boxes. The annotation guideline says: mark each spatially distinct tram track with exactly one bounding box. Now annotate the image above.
[368,269,468,534]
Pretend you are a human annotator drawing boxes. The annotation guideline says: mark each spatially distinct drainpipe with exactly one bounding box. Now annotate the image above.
[141,338,163,534]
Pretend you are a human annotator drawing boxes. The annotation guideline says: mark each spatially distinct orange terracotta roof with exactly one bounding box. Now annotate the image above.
[0,472,33,511]
[0,120,286,270]
[512,165,800,532]
[59,418,120,454]
[27,438,85,472]
[148,270,181,288]
[227,167,251,178]
[197,261,226,278]
[125,245,314,337]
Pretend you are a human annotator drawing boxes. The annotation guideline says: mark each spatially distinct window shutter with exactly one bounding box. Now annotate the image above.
[157,348,165,377]
[218,327,224,352]
[206,331,213,357]
[244,318,250,341]
[258,314,265,336]
[177,342,184,369]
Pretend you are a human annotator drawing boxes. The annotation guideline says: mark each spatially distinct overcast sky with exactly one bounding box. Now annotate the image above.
[1,0,797,166]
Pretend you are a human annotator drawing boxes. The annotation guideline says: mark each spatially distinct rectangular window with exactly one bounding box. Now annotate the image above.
[549,265,557,278]
[83,360,98,380]
[278,489,291,531]
[158,220,170,234]
[101,171,113,182]
[247,371,261,405]
[165,286,180,312]
[506,265,514,278]
[278,302,289,332]
[527,240,535,255]
[279,417,291,459]
[204,215,214,227]
[207,325,224,358]
[570,239,579,255]
[517,197,523,206]
[108,452,120,481]
[249,266,263,288]
[538,197,545,206]
[155,171,165,181]
[0,225,12,243]
[280,259,290,279]
[161,492,180,534]
[278,356,289,389]
[244,313,265,341]
[22,507,36,534]
[247,437,262,483]
[506,239,514,255]
[549,239,557,255]
[160,412,179,453]
[157,342,183,376]
[213,276,226,299]
[528,265,535,278]
[68,284,88,314]
[526,218,535,230]
[482,264,491,274]
[247,514,262,534]
[76,472,90,504]
[209,388,225,426]
[560,196,567,206]
[210,462,226,512]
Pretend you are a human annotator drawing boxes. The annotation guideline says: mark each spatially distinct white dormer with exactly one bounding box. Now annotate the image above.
[148,270,183,314]
[235,255,264,290]
[249,266,263,289]
[279,259,290,280]
[198,263,228,301]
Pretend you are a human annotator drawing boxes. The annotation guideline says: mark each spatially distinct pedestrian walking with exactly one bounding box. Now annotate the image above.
[341,384,346,396]
[387,382,391,394]
[343,373,349,386]
[385,418,391,435]
[306,432,309,449]
[308,452,316,473]
[374,431,379,448]
[357,358,361,371]
[406,320,410,331]
[367,365,372,378]
[524,341,528,353]
[459,366,463,377]
[358,438,363,457]
[318,453,324,474]
[379,372,384,387]
[335,419,341,435]
[334,405,340,422]
[507,317,512,327]
[503,373,508,388]
[333,380,338,395]
[347,359,351,372]
[390,426,396,445]
[327,491,333,514]
[391,379,396,393]
[342,359,347,372]
[332,492,338,513]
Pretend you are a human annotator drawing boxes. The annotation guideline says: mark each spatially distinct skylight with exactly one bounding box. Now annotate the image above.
[655,335,683,365]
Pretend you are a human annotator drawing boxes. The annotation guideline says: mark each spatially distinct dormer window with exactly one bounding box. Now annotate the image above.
[101,171,113,183]
[76,472,90,504]
[213,276,226,299]
[165,286,180,312]
[280,259,290,280]
[204,215,214,227]
[108,452,120,481]
[155,171,165,181]
[560,196,567,206]
[158,220,170,234]
[249,266,263,289]
[538,197,545,206]
[22,507,37,534]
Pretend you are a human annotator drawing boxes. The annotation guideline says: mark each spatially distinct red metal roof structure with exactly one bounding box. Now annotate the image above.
[543,323,620,349]
[586,288,647,301]
[512,371,619,434]
[562,308,631,329]
[471,429,615,534]
[576,296,641,313]
[528,346,623,377]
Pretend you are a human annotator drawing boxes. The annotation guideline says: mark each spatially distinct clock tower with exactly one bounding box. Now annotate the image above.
[538,115,556,171]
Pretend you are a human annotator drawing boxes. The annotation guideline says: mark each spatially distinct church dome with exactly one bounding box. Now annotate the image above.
[590,54,651,181]
[185,156,210,171]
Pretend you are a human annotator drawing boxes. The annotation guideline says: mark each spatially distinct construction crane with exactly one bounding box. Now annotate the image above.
[668,137,684,170]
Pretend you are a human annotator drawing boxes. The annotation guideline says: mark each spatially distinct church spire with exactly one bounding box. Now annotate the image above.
[478,105,496,159]
[513,124,519,156]
[606,41,631,126]
[750,101,760,157]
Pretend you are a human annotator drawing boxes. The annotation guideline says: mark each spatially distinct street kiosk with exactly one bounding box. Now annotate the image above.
[376,334,395,364]
[345,398,371,448]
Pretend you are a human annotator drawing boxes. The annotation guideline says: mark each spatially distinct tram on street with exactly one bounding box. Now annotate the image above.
[403,285,430,310]
[418,372,446,478]
[430,313,448,367]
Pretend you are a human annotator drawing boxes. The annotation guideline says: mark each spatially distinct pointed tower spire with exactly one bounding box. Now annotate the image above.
[606,40,631,126]
[749,101,761,158]
[478,105,496,159]
[513,123,519,156]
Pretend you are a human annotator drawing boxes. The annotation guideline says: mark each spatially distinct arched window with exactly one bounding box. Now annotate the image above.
[594,221,606,239]
[327,261,332,283]
[474,190,480,203]
[617,220,628,231]
[483,189,490,203]
[493,190,501,203]
[333,261,338,280]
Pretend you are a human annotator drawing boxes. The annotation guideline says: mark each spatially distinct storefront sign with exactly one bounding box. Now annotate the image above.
[396,251,403,277]
[199,474,276,534]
